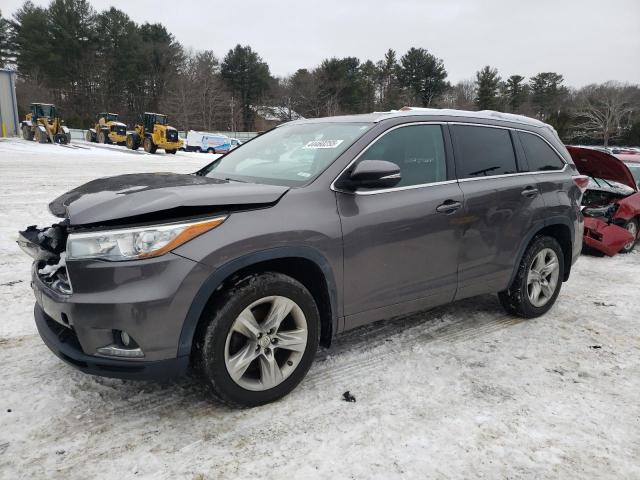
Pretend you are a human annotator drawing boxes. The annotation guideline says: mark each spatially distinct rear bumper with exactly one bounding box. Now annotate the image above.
[35,303,189,380]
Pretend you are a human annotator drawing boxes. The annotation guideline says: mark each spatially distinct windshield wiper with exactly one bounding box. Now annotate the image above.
[225,177,247,183]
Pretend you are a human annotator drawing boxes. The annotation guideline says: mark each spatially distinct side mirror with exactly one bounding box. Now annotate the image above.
[346,160,401,190]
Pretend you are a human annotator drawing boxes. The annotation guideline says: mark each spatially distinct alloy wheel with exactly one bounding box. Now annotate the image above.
[527,248,560,308]
[224,295,308,391]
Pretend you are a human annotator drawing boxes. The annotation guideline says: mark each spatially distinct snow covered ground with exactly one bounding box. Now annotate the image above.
[0,137,639,479]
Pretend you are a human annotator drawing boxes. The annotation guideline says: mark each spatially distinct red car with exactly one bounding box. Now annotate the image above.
[567,146,640,256]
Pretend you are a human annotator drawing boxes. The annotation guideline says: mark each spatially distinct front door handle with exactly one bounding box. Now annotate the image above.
[521,186,539,198]
[436,200,462,214]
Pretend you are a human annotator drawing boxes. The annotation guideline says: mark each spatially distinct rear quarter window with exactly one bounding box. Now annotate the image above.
[451,125,517,179]
[519,132,565,171]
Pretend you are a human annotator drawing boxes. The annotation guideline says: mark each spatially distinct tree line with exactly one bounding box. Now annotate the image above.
[0,1,639,145]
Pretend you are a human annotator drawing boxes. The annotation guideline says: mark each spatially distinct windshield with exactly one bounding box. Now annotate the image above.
[155,115,168,125]
[624,162,640,185]
[200,122,372,186]
[35,105,54,119]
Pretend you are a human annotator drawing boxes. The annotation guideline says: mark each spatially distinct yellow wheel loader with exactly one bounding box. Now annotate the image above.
[85,112,128,145]
[21,103,71,144]
[126,112,182,154]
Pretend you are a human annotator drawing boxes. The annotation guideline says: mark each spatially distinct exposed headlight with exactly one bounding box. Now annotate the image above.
[66,216,226,261]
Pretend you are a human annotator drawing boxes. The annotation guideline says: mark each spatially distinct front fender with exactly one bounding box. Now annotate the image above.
[176,246,339,358]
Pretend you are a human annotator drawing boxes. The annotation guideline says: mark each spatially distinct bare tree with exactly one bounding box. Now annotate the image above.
[576,81,635,147]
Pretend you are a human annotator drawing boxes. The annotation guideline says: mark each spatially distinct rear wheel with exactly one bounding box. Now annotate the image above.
[498,236,564,318]
[85,130,94,142]
[195,272,319,408]
[143,137,157,154]
[620,219,638,254]
[166,149,177,154]
[207,147,216,154]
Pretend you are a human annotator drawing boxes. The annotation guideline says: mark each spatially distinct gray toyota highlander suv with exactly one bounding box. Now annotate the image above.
[19,108,585,407]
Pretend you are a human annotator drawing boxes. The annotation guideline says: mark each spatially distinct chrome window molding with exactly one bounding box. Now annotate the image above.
[448,121,568,167]
[457,163,569,182]
[330,120,570,196]
[330,121,451,195]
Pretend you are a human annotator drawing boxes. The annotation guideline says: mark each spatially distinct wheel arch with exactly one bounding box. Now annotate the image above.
[509,218,575,285]
[178,247,339,359]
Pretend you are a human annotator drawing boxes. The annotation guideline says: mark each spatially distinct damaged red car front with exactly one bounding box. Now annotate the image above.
[567,146,640,256]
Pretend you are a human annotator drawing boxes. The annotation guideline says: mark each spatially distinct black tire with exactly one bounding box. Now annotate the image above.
[126,133,140,150]
[85,130,94,142]
[498,235,565,318]
[194,272,320,408]
[57,132,70,144]
[207,147,215,154]
[619,219,638,254]
[166,149,177,154]
[22,125,34,141]
[143,136,157,154]
[98,128,110,144]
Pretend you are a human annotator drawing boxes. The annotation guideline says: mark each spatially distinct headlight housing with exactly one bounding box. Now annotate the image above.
[66,216,226,261]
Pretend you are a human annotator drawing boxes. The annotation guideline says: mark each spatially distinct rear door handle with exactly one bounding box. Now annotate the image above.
[521,186,539,198]
[436,200,462,214]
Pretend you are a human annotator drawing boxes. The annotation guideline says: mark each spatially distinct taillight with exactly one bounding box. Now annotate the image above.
[572,175,590,193]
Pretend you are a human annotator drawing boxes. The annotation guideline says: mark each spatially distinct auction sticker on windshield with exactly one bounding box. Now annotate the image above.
[303,140,344,149]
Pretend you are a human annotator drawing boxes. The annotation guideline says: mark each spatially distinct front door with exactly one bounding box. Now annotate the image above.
[336,123,464,330]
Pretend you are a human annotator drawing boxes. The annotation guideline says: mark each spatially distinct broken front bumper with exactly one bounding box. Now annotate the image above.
[35,303,189,380]
[19,224,213,379]
[583,217,634,256]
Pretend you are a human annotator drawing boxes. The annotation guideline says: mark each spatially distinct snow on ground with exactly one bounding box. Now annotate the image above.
[0,138,639,479]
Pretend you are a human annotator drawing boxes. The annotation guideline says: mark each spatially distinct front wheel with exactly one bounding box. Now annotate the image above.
[620,219,638,254]
[195,273,320,408]
[498,236,564,318]
[143,137,157,153]
[22,125,34,141]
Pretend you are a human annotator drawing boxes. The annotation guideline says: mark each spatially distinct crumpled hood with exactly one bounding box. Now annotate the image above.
[49,172,289,226]
[567,146,638,192]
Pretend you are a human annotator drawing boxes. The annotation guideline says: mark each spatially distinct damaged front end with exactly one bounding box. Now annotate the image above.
[568,146,639,256]
[17,223,72,294]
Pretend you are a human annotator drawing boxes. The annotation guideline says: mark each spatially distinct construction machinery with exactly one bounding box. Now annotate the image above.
[85,112,128,145]
[126,112,182,154]
[20,103,71,144]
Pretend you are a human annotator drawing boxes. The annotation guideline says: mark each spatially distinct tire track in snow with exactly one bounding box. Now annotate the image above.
[308,309,523,388]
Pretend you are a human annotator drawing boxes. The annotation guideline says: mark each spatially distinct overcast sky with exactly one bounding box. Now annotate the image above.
[4,0,640,86]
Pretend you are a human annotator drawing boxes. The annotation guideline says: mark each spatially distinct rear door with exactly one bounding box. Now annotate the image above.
[336,123,464,329]
[450,124,546,299]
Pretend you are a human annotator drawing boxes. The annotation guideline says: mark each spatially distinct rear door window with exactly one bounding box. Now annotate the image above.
[451,125,517,179]
[519,132,566,171]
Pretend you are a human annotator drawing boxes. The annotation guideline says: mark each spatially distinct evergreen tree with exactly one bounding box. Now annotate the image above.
[397,47,448,107]
[529,72,565,117]
[475,66,501,110]
[0,10,13,68]
[505,75,527,112]
[221,44,271,130]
